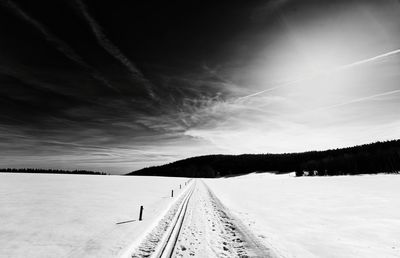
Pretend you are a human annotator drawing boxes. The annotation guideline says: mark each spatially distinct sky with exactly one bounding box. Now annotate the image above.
[0,0,399,174]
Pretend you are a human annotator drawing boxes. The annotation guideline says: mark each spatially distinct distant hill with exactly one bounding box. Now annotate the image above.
[0,168,108,175]
[127,140,400,178]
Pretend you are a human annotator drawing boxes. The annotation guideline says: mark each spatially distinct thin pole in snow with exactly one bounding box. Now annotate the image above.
[139,205,143,221]
[171,190,174,197]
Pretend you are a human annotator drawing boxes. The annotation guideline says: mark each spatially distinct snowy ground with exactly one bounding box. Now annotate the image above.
[206,173,400,258]
[0,173,187,258]
[3,172,399,258]
[171,180,274,257]
[131,179,274,258]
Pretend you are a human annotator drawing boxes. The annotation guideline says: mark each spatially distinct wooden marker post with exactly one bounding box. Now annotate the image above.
[171,190,174,197]
[139,205,143,221]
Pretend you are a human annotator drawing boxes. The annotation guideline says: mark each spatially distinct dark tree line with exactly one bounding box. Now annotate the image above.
[128,140,400,178]
[0,168,108,175]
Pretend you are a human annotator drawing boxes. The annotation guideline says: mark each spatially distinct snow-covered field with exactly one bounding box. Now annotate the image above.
[0,173,187,258]
[206,173,400,258]
[3,172,399,258]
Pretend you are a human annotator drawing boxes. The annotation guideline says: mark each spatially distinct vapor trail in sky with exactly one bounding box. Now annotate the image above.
[74,0,156,99]
[336,49,400,71]
[237,48,400,101]
[236,78,305,101]
[1,0,119,93]
[320,89,400,110]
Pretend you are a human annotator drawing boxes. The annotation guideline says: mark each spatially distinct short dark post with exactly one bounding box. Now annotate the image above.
[139,205,143,221]
[171,190,174,197]
[180,184,181,189]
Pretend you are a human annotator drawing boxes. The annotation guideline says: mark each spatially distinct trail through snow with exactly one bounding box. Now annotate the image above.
[172,180,275,257]
[131,179,277,258]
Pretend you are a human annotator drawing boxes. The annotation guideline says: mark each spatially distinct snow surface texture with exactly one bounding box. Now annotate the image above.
[206,173,400,258]
[172,180,274,257]
[131,179,274,258]
[0,173,187,258]
[130,180,194,257]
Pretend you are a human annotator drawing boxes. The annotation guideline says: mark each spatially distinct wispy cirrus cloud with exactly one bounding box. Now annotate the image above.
[0,0,121,93]
[0,0,399,173]
[73,0,156,99]
[237,48,400,101]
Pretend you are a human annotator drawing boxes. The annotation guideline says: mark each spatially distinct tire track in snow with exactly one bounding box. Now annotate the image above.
[130,180,195,258]
[130,179,278,258]
[172,180,277,258]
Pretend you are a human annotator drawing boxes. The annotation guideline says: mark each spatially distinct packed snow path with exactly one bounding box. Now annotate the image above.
[131,179,276,258]
[171,180,276,257]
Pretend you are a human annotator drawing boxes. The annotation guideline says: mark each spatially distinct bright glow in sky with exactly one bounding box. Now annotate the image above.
[1,0,400,173]
[184,1,400,155]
